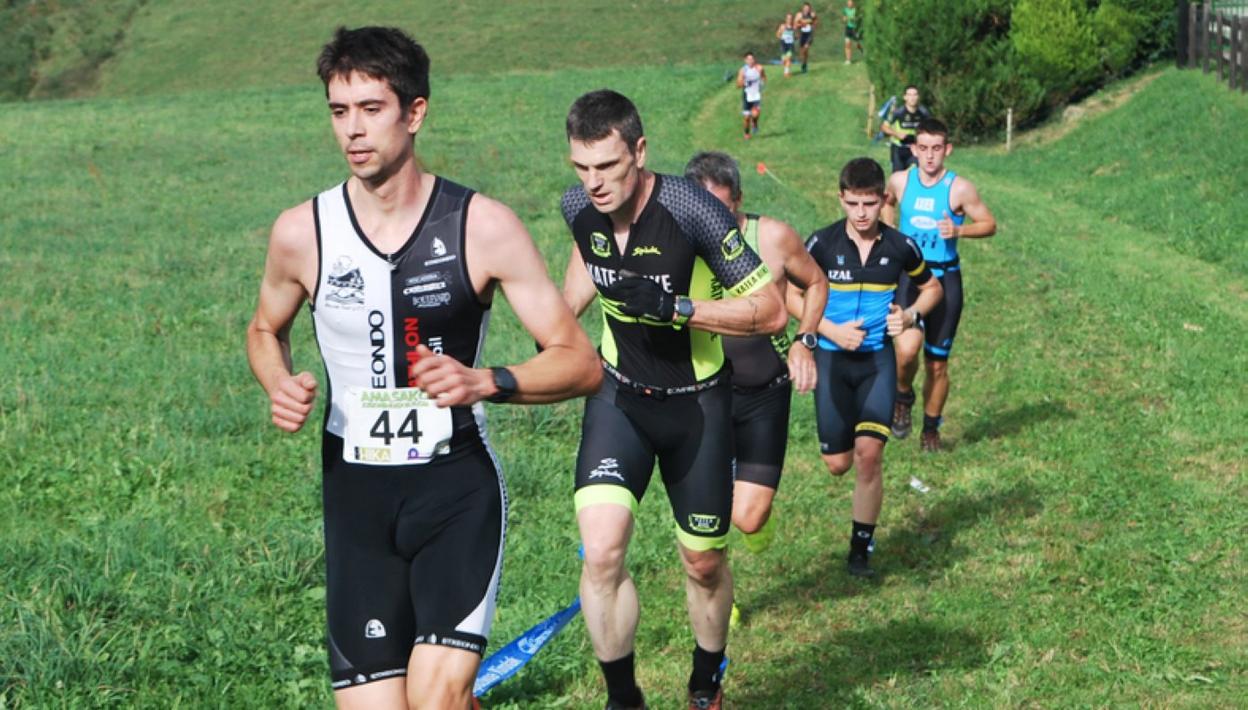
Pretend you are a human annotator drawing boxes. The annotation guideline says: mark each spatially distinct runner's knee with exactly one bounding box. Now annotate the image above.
[680,548,726,588]
[822,452,852,476]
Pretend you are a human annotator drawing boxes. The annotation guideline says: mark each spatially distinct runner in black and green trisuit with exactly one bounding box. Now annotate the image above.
[842,0,864,64]
[560,91,787,710]
[803,157,942,578]
[881,85,931,174]
[684,151,826,625]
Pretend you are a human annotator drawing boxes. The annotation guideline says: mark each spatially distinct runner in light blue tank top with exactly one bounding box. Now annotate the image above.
[898,166,964,274]
[884,117,997,455]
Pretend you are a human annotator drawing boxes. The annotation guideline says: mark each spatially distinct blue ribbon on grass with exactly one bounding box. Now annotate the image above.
[474,597,582,697]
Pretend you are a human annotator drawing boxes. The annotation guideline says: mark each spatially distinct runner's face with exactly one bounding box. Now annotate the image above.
[745,54,756,68]
[701,180,740,214]
[327,71,426,182]
[569,130,645,216]
[912,132,952,176]
[904,87,920,110]
[839,189,883,235]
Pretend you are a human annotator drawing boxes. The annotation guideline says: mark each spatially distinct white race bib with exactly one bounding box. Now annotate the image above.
[342,387,453,465]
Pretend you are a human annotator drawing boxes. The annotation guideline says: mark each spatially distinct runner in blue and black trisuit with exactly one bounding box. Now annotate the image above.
[884,118,996,453]
[803,157,942,578]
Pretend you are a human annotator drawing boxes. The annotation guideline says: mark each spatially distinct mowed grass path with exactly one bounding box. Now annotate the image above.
[1,49,1245,708]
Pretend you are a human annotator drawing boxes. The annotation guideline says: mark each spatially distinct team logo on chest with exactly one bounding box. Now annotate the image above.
[590,231,612,259]
[325,256,365,309]
[424,235,457,266]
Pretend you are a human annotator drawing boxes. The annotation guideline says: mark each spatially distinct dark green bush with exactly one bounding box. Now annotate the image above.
[864,0,1176,140]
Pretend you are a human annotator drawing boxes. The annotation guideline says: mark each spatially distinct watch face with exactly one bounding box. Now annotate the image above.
[800,333,817,349]
[677,298,694,317]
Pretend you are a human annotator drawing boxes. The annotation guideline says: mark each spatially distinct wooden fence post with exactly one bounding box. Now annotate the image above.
[1219,13,1228,83]
[1177,0,1187,68]
[1241,17,1248,92]
[1203,2,1212,73]
[867,85,875,140]
[1006,108,1013,153]
[1232,13,1242,90]
[1189,2,1199,67]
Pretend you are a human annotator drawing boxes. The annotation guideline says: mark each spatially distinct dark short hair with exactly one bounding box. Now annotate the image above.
[317,26,430,108]
[839,157,886,195]
[916,117,950,142]
[904,84,920,94]
[566,89,645,153]
[684,151,741,201]
[744,50,755,58]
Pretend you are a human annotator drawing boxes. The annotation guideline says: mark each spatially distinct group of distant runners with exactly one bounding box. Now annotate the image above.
[737,2,865,140]
[247,22,995,710]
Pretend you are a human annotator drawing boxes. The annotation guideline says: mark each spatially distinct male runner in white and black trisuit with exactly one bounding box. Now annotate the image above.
[796,2,818,73]
[560,91,787,710]
[246,27,600,710]
[736,52,765,140]
[884,118,996,453]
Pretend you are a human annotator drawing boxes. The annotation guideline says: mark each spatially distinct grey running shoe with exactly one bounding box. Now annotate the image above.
[920,429,942,453]
[688,688,723,710]
[847,549,876,578]
[891,397,913,439]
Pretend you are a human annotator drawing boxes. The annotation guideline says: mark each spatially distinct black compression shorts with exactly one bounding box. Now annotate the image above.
[799,31,814,47]
[813,346,896,455]
[574,371,733,550]
[322,434,505,690]
[731,378,792,489]
[896,267,964,361]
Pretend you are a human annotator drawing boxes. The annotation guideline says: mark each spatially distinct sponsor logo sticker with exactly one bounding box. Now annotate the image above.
[590,231,612,258]
[721,229,745,261]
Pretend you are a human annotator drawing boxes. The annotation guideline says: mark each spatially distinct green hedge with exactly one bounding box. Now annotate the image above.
[864,0,1176,140]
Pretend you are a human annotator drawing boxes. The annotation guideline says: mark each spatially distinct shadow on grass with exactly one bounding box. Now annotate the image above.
[747,482,1044,611]
[732,619,988,706]
[958,400,1075,446]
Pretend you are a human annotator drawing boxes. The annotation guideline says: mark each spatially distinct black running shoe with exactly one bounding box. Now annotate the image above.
[921,429,942,453]
[847,549,876,578]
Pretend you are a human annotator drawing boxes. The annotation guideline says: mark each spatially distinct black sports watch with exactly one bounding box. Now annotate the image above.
[796,332,818,350]
[673,296,695,325]
[486,367,517,403]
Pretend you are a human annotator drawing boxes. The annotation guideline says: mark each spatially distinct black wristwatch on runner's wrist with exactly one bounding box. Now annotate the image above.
[486,367,517,403]
[673,296,695,325]
[796,332,818,350]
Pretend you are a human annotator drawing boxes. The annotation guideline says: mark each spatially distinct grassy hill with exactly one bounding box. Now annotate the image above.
[1,5,1245,707]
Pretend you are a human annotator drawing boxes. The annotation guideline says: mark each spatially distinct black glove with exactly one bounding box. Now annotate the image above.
[605,275,674,324]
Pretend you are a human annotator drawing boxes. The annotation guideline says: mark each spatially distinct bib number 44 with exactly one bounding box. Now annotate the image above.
[343,388,453,465]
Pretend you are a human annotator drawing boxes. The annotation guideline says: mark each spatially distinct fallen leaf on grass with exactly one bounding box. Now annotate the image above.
[1182,323,1204,332]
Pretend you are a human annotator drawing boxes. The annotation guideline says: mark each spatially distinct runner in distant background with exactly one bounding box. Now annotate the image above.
[776,13,797,77]
[736,51,766,139]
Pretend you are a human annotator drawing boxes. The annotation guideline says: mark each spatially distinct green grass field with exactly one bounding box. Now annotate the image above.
[2,3,1246,707]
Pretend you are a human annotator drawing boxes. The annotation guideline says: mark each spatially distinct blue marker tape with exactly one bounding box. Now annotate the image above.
[473,597,582,698]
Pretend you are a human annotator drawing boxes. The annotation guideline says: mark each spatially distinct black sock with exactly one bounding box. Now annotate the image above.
[923,414,942,433]
[688,644,726,693]
[850,520,876,556]
[600,653,643,706]
[896,389,915,406]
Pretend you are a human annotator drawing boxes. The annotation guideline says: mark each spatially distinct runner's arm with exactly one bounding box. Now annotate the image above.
[881,171,906,228]
[246,204,319,432]
[904,237,943,320]
[771,219,826,392]
[948,178,996,239]
[415,196,600,406]
[562,245,599,318]
[736,67,746,89]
